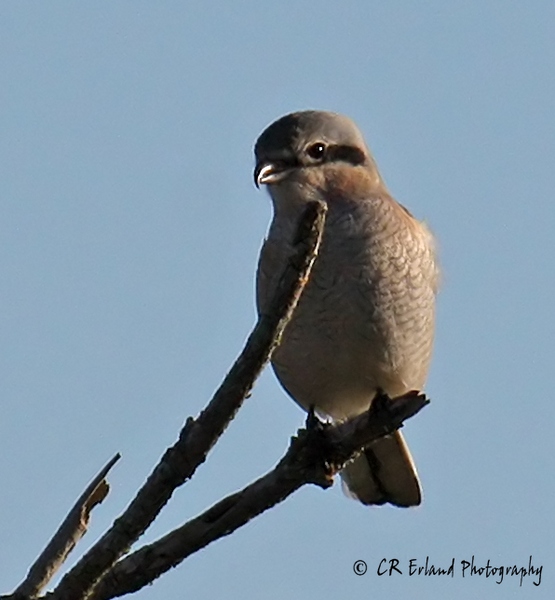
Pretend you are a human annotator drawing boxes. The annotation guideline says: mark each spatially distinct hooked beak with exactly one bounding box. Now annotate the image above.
[254,161,291,188]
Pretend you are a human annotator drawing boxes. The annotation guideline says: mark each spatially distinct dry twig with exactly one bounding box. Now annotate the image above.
[11,454,120,599]
[47,200,327,600]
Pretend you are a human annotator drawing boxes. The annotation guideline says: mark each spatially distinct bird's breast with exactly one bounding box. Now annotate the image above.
[257,194,438,419]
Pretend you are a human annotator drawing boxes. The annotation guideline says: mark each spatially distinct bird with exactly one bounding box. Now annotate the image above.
[254,110,439,507]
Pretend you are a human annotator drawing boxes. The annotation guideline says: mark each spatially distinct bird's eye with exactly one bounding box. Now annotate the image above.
[306,142,327,160]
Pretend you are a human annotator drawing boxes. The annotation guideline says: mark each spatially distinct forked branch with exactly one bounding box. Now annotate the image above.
[89,391,428,599]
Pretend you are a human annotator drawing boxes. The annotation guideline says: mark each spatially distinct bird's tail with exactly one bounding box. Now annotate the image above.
[340,430,422,507]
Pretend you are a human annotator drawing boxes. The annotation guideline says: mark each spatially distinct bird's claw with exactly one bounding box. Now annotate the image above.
[305,404,324,432]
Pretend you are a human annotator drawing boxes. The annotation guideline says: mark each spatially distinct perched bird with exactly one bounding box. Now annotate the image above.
[254,110,439,507]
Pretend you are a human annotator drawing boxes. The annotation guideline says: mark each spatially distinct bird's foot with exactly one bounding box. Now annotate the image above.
[305,404,326,432]
[302,405,335,486]
[370,388,429,427]
[369,388,394,421]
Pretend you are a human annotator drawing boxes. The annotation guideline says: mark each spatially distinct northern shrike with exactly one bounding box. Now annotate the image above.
[255,110,438,506]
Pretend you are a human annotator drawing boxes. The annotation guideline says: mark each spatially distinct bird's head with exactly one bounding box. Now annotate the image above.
[254,111,382,202]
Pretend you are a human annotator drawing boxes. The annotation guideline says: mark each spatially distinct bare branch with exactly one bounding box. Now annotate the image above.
[49,200,328,600]
[11,454,120,599]
[89,391,428,600]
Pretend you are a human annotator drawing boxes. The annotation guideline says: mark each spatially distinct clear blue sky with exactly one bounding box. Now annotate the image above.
[1,2,554,599]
